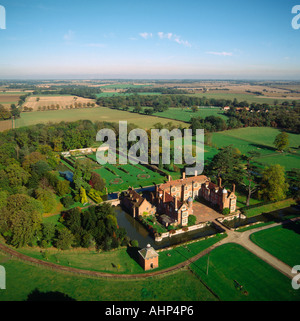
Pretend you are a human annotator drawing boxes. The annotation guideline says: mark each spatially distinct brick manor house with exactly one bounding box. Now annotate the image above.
[120,172,237,227]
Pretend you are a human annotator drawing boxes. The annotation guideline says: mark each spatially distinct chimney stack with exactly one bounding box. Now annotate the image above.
[232,183,236,194]
[174,196,178,211]
[182,172,186,180]
[163,190,166,202]
[168,175,171,182]
[218,177,222,188]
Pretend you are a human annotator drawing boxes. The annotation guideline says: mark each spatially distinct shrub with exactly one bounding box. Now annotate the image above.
[222,208,230,215]
[61,195,74,208]
[188,215,197,226]
[88,188,103,203]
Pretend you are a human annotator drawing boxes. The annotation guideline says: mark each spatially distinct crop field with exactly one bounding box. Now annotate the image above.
[0,120,13,131]
[0,92,22,108]
[14,106,187,129]
[24,95,96,111]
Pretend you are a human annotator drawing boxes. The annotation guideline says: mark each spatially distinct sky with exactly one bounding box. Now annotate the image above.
[0,0,300,79]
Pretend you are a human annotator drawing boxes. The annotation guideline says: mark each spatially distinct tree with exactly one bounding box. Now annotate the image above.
[3,162,30,187]
[191,106,198,113]
[56,180,71,197]
[35,188,57,213]
[89,172,106,191]
[55,228,75,250]
[40,222,56,246]
[208,146,244,185]
[0,194,43,247]
[243,151,260,206]
[258,164,289,201]
[274,132,289,152]
[61,195,74,208]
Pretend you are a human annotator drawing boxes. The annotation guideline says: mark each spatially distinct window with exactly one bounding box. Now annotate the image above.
[182,211,188,218]
[182,218,188,224]
[172,187,176,193]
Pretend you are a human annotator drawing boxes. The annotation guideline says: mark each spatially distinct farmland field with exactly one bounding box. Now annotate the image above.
[15,106,187,129]
[189,92,300,105]
[152,107,228,122]
[0,93,22,108]
[24,95,96,111]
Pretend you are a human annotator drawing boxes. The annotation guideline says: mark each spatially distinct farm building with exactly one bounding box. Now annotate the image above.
[138,244,159,271]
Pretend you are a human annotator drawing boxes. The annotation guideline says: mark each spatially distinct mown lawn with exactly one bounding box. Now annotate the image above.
[0,253,216,301]
[190,243,300,301]
[250,221,300,267]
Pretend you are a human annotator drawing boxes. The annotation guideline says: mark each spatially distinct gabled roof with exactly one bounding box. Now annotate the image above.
[160,175,208,190]
[138,244,159,259]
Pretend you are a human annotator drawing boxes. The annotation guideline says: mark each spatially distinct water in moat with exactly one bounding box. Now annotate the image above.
[115,207,220,250]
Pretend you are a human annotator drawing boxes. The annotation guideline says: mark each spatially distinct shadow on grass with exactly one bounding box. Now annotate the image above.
[126,246,140,266]
[26,289,76,301]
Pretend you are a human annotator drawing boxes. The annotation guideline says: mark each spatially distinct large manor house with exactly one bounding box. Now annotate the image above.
[120,172,237,227]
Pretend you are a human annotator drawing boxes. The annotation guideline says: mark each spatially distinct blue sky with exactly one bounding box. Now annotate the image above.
[0,0,299,79]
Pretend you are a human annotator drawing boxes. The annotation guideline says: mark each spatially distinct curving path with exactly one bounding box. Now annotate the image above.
[0,217,299,280]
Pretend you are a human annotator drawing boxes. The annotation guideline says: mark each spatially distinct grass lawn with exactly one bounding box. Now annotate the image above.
[244,199,296,218]
[0,253,216,301]
[250,221,300,267]
[15,106,187,130]
[17,233,226,275]
[190,243,300,301]
[221,127,300,149]
[212,127,300,171]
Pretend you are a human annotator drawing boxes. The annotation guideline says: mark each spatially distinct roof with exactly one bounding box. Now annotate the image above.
[138,244,159,260]
[123,188,145,208]
[159,175,208,190]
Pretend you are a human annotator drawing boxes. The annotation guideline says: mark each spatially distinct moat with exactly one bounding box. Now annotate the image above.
[115,206,220,250]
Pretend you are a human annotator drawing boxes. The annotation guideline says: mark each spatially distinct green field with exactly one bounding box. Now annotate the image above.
[152,107,228,122]
[15,106,187,130]
[190,243,300,301]
[211,127,300,171]
[189,92,300,105]
[0,253,216,301]
[250,221,300,267]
